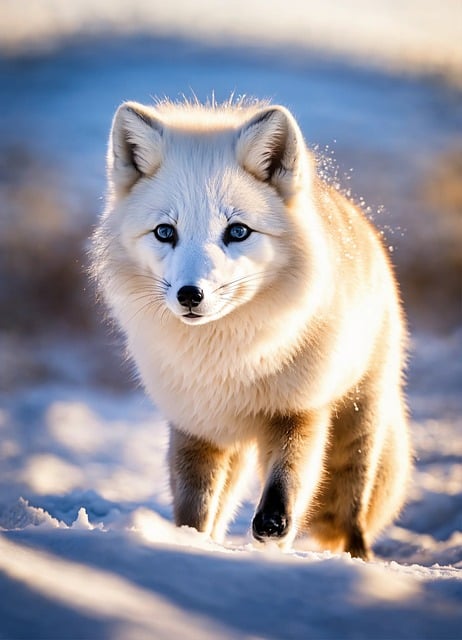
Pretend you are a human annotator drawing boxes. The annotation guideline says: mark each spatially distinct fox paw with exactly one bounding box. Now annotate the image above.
[252,511,290,541]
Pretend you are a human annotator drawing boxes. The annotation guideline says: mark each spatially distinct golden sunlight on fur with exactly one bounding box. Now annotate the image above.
[92,98,411,560]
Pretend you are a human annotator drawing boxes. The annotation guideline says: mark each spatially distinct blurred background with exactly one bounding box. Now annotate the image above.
[1,0,461,410]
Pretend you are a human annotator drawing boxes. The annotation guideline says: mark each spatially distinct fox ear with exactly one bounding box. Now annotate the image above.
[236,106,306,199]
[108,102,163,195]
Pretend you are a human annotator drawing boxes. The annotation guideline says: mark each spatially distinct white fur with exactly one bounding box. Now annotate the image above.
[93,98,411,557]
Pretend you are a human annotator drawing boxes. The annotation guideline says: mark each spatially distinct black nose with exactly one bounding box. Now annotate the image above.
[177,285,204,308]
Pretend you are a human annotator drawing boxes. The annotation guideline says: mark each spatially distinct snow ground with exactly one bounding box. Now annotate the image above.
[0,352,461,639]
[0,13,461,639]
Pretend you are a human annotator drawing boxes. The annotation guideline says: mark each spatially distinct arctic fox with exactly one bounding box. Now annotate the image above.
[92,98,411,559]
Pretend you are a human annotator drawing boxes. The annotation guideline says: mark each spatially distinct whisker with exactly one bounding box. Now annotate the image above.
[95,260,170,289]
[127,297,164,326]
[214,269,278,294]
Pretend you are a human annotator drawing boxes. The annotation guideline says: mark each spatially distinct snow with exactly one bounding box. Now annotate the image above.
[0,341,461,638]
[1,5,462,638]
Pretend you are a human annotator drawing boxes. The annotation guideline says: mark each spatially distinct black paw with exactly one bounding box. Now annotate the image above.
[252,511,290,541]
[345,526,371,560]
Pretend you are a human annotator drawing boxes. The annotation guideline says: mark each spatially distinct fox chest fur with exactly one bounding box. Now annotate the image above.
[127,260,390,447]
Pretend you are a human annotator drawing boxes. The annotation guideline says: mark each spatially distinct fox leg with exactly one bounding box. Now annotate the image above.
[307,397,377,560]
[168,426,229,536]
[309,389,409,560]
[210,446,254,542]
[252,410,330,549]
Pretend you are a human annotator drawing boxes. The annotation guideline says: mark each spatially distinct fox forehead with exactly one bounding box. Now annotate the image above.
[137,156,288,237]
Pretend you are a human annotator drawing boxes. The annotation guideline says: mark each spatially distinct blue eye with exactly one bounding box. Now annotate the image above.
[154,224,177,245]
[224,223,252,244]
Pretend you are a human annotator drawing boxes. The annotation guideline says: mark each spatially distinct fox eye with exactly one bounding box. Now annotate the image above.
[224,223,252,245]
[154,223,177,245]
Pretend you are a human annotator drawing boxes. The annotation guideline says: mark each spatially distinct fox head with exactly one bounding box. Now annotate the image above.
[97,100,314,326]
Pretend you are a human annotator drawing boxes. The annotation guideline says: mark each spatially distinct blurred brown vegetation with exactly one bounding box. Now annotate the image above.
[0,147,94,334]
[0,147,135,391]
[403,146,462,332]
